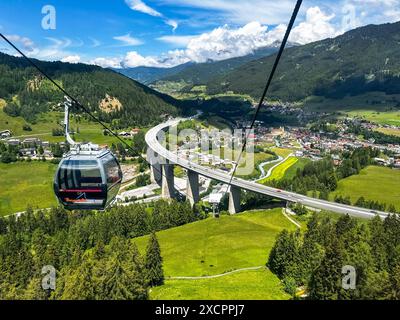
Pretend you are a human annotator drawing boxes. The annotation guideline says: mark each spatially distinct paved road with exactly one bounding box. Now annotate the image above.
[146,119,390,220]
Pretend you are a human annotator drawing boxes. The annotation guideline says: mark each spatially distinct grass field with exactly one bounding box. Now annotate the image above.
[284,158,310,180]
[258,157,298,184]
[134,208,297,300]
[0,162,58,216]
[271,147,293,158]
[150,269,288,300]
[0,110,124,145]
[375,127,400,137]
[347,110,400,126]
[330,166,400,210]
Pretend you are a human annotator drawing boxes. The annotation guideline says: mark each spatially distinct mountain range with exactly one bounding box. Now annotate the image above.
[117,44,282,85]
[206,21,400,102]
[118,21,400,108]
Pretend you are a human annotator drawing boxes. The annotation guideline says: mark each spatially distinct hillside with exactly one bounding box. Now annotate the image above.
[133,208,297,300]
[157,45,281,86]
[206,22,400,104]
[0,52,181,128]
[116,62,193,85]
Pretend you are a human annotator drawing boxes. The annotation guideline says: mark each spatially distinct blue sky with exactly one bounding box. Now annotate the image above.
[0,0,399,68]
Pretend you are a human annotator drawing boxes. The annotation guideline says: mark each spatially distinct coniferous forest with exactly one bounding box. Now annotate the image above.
[0,200,206,300]
[0,52,184,127]
[268,213,400,299]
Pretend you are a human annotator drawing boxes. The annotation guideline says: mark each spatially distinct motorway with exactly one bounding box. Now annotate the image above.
[146,118,390,220]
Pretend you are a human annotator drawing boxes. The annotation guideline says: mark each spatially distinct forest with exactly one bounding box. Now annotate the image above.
[0,200,207,300]
[268,213,400,299]
[206,22,400,103]
[0,52,182,128]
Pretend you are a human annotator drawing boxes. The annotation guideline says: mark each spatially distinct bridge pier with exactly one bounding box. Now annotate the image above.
[228,186,241,214]
[186,170,200,206]
[150,165,157,184]
[161,163,176,199]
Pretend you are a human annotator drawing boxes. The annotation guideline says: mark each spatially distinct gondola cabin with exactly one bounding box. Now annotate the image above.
[54,145,122,211]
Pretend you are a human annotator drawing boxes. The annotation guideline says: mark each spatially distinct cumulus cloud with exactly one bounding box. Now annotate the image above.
[156,7,338,65]
[90,6,340,69]
[90,57,123,68]
[113,33,143,46]
[290,6,339,44]
[121,50,190,68]
[61,55,81,63]
[125,0,179,31]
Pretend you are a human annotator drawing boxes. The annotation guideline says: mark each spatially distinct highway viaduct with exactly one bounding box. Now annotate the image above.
[145,118,390,220]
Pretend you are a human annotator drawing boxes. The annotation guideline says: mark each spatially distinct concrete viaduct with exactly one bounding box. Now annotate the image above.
[145,118,390,219]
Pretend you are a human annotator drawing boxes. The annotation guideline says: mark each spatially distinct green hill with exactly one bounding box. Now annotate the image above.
[133,208,298,300]
[157,46,280,87]
[116,62,193,85]
[206,22,400,105]
[0,52,181,128]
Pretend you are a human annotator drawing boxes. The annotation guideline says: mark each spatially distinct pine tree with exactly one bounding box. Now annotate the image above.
[61,259,96,300]
[23,277,49,300]
[308,238,343,300]
[145,233,164,287]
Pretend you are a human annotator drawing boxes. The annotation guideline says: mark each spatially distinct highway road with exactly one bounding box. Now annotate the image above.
[146,118,390,220]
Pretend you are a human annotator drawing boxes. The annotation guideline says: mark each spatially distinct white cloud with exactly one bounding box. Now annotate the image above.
[2,35,82,61]
[90,57,123,68]
[154,7,339,64]
[5,34,37,55]
[290,6,339,44]
[158,0,297,25]
[113,33,143,46]
[121,50,190,68]
[61,55,81,63]
[165,19,179,31]
[125,0,179,30]
[125,0,162,17]
[122,51,161,68]
[88,6,340,69]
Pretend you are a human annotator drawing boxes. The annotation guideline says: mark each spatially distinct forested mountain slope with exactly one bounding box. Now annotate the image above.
[158,45,281,86]
[0,52,181,128]
[116,62,193,85]
[206,22,400,103]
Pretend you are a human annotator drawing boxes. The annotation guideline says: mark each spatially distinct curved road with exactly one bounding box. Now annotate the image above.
[146,118,390,220]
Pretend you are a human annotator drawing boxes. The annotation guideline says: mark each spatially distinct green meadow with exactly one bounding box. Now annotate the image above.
[0,162,58,216]
[330,166,400,210]
[0,110,123,145]
[133,208,297,300]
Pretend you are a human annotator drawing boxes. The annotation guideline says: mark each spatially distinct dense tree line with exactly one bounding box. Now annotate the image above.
[0,141,18,163]
[0,200,206,300]
[0,141,68,163]
[268,213,400,299]
[347,124,400,145]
